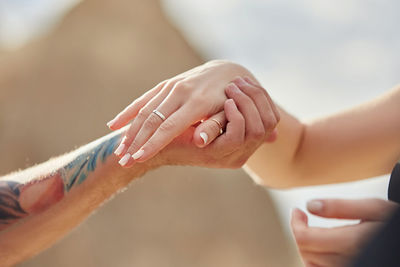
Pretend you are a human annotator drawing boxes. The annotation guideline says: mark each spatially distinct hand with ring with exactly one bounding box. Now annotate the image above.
[107,60,279,168]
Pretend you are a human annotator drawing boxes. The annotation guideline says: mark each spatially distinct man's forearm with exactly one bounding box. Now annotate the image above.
[0,129,155,266]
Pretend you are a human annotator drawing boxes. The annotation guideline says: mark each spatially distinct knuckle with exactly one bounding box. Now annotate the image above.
[264,116,278,132]
[173,81,190,93]
[159,119,177,133]
[137,107,151,120]
[143,114,162,130]
[251,88,265,99]
[162,80,175,92]
[249,127,266,140]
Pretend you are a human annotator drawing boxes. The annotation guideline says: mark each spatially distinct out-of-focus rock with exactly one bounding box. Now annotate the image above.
[0,0,297,266]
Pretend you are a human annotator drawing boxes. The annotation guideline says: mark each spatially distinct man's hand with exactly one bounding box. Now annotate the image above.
[291,198,398,267]
[107,60,279,166]
[122,78,280,169]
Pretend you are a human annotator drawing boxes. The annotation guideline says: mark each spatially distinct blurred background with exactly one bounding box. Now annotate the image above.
[0,0,399,266]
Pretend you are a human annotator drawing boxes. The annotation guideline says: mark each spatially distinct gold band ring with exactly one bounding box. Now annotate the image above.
[211,118,224,135]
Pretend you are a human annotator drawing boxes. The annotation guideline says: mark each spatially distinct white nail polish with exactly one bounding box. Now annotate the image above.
[132,149,144,160]
[119,153,131,166]
[200,132,208,144]
[114,144,125,156]
[107,119,115,128]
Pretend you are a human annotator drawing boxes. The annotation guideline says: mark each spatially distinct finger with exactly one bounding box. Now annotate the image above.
[225,83,265,142]
[243,76,281,123]
[211,99,245,154]
[107,80,166,130]
[291,208,381,253]
[125,89,184,159]
[300,251,347,267]
[113,87,172,160]
[233,77,278,133]
[193,111,227,148]
[130,102,205,163]
[290,208,337,253]
[307,198,398,221]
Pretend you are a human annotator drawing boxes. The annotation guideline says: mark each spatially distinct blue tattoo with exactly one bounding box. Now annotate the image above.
[64,134,120,191]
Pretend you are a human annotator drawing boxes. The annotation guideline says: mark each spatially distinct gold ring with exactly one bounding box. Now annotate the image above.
[211,118,224,135]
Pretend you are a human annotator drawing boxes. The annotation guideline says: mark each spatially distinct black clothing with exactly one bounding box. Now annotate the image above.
[351,162,400,267]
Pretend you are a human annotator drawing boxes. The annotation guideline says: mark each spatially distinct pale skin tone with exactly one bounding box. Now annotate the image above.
[108,60,400,266]
[0,86,272,267]
[291,198,398,267]
[2,61,399,266]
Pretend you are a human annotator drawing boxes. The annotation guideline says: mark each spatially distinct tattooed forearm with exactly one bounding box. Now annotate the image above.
[62,134,120,191]
[0,181,27,227]
[0,133,120,230]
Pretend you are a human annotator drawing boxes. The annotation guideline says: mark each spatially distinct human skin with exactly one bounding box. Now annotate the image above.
[108,61,400,267]
[291,198,398,267]
[107,60,279,166]
[108,60,400,188]
[0,84,271,266]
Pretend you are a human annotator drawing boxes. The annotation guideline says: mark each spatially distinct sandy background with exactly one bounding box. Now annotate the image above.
[0,0,299,266]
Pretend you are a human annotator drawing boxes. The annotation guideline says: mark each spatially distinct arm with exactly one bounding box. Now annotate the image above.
[0,129,157,266]
[0,86,265,266]
[246,85,400,188]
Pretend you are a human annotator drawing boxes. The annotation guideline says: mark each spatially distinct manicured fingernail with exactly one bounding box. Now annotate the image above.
[107,119,115,128]
[132,149,144,160]
[114,143,125,156]
[199,132,208,145]
[119,153,131,166]
[307,200,323,213]
[290,208,298,217]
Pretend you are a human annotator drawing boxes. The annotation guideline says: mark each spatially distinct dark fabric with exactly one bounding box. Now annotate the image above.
[350,207,400,267]
[350,162,400,267]
[388,162,400,204]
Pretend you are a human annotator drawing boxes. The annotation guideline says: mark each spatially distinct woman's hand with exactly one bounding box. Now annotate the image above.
[291,198,397,267]
[106,60,279,166]
[117,79,279,169]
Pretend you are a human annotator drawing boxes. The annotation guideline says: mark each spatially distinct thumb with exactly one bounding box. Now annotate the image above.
[307,198,398,221]
[290,208,309,242]
[193,111,227,148]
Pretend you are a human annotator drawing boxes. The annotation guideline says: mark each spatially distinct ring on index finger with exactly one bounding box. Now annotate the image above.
[152,110,166,121]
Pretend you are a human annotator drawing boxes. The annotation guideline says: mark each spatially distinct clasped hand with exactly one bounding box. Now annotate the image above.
[107,60,279,168]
